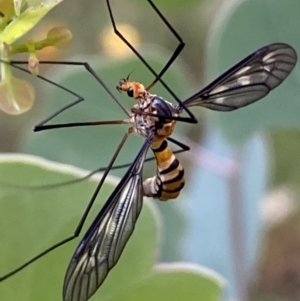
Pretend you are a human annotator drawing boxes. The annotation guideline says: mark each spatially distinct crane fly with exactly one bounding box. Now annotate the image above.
[0,1,298,301]
[62,42,297,301]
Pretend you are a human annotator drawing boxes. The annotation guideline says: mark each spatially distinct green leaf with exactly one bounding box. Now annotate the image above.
[0,154,224,301]
[205,0,300,144]
[115,264,224,301]
[0,153,115,300]
[0,0,64,45]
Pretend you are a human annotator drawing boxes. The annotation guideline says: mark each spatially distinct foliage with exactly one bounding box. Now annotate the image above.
[0,0,70,115]
[0,154,224,301]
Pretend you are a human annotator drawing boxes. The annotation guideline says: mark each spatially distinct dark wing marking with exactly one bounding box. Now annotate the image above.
[63,133,153,301]
[178,43,297,111]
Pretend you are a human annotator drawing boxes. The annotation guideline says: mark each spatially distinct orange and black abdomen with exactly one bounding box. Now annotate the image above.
[143,139,185,201]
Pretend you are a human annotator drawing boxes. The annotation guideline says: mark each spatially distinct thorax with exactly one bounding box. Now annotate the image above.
[131,91,177,139]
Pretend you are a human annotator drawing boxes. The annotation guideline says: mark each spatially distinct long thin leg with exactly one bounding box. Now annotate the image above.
[106,0,184,92]
[36,108,195,132]
[0,137,190,191]
[167,136,190,152]
[44,136,190,187]
[8,59,193,133]
[7,60,131,127]
[145,0,185,91]
[0,129,132,281]
[106,0,197,123]
[33,118,131,132]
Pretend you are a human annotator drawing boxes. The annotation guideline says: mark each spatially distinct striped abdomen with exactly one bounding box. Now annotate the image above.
[143,139,185,201]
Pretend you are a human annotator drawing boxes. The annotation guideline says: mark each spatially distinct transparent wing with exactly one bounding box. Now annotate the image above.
[180,43,297,111]
[63,134,153,301]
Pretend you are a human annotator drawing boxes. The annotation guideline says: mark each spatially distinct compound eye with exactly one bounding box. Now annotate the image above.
[127,87,134,97]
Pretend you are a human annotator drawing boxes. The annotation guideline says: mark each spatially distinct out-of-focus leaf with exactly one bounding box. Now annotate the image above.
[0,154,224,301]
[206,0,300,144]
[115,263,224,301]
[0,153,116,301]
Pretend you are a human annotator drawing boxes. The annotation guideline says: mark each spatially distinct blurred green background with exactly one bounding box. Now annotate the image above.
[1,0,300,301]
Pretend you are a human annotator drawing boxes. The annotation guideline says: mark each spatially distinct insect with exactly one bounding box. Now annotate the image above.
[0,1,297,301]
[63,41,297,301]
